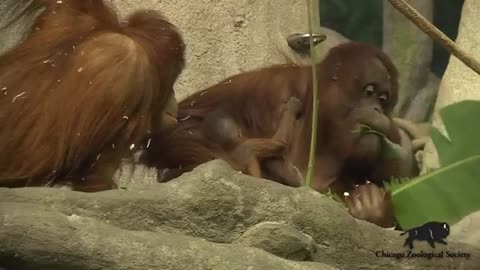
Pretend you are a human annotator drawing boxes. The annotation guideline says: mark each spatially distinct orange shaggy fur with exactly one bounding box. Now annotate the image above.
[0,0,185,191]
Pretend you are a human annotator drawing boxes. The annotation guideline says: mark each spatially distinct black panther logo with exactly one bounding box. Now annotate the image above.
[401,221,450,249]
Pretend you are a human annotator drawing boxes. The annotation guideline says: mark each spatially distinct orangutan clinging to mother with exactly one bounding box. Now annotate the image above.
[144,42,419,228]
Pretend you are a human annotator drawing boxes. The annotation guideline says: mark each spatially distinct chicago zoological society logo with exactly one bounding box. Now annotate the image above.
[375,221,472,260]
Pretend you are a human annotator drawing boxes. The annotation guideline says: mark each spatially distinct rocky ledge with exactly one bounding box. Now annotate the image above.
[0,160,478,270]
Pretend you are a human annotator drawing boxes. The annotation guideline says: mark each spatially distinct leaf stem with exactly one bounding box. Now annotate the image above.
[391,154,480,196]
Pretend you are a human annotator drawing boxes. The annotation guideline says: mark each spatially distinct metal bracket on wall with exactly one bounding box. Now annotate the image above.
[287,33,326,54]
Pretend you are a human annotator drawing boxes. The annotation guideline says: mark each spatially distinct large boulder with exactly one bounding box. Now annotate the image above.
[1,160,478,270]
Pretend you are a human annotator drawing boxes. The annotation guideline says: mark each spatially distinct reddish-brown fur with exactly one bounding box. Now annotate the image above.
[145,42,417,227]
[0,0,185,191]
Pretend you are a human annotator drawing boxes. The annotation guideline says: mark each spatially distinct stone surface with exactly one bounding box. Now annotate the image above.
[402,72,441,122]
[1,160,479,270]
[234,221,317,261]
[111,0,322,101]
[314,26,349,62]
[0,1,350,102]
[450,211,480,248]
[0,203,335,270]
[423,0,480,171]
[0,1,38,53]
[383,0,435,119]
[114,158,159,187]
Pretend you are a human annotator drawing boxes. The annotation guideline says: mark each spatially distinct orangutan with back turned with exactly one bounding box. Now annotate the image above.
[0,0,185,191]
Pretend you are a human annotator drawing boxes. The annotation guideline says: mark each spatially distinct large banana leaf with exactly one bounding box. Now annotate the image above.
[430,100,480,166]
[388,100,480,230]
[389,155,480,230]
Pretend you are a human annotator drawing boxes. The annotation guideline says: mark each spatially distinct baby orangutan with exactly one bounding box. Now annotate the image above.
[146,42,422,228]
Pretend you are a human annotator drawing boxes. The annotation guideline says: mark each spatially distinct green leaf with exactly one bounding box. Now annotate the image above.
[390,100,480,229]
[431,100,480,166]
[356,124,403,159]
[390,155,480,230]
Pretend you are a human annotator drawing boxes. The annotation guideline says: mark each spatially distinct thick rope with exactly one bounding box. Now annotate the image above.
[388,0,480,76]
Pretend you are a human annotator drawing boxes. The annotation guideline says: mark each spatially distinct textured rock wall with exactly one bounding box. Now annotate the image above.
[383,0,435,120]
[0,0,325,100]
[1,161,479,270]
[113,0,323,100]
[422,0,480,171]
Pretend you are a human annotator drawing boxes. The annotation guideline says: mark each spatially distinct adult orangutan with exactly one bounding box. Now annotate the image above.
[0,0,185,191]
[144,42,421,227]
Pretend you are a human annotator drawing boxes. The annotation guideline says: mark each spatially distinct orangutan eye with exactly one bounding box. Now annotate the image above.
[364,84,375,96]
[378,93,389,102]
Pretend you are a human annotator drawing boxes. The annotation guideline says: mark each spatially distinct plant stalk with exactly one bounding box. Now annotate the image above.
[304,0,320,187]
